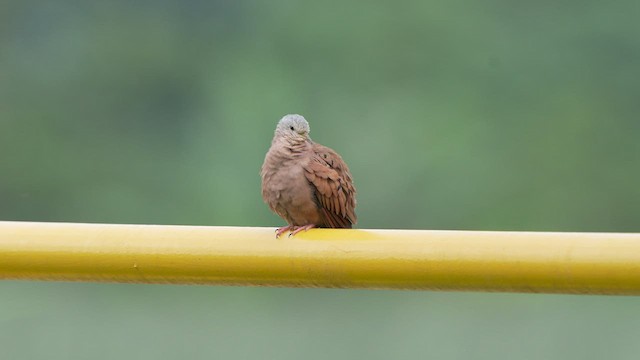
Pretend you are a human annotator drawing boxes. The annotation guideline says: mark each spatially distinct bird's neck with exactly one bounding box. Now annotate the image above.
[272,137,312,158]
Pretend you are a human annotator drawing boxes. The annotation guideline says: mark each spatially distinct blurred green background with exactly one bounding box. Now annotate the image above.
[2,1,640,359]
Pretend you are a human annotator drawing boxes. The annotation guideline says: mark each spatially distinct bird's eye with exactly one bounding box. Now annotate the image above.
[290,126,295,131]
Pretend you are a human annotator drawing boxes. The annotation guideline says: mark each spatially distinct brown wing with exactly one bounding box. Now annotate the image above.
[303,143,357,228]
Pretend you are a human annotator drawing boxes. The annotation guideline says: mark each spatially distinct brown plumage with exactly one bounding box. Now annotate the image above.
[261,114,357,237]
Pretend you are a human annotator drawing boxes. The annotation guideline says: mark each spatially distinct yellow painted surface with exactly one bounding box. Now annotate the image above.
[1,221,639,294]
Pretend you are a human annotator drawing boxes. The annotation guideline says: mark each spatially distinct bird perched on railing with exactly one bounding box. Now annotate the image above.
[261,114,357,238]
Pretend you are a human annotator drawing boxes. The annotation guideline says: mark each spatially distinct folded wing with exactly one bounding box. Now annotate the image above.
[303,144,357,228]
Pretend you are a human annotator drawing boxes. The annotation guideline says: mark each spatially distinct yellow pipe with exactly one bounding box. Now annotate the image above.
[1,221,639,295]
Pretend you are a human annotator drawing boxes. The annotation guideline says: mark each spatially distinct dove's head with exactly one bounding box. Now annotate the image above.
[275,114,311,141]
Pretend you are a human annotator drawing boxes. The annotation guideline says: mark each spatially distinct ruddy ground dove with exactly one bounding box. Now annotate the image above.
[261,114,357,237]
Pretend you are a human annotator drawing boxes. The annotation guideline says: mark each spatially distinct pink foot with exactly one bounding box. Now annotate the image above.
[289,224,316,237]
[275,225,294,238]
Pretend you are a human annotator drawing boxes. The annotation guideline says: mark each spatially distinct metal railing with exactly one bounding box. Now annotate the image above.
[1,221,639,295]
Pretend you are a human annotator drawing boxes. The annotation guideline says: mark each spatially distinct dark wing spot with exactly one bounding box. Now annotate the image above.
[308,182,322,208]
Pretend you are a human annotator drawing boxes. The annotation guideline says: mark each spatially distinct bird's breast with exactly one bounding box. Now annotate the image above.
[261,153,320,223]
[262,159,308,200]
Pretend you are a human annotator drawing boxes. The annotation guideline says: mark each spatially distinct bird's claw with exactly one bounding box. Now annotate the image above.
[289,224,316,237]
[276,224,317,238]
[275,225,293,238]
[276,224,316,239]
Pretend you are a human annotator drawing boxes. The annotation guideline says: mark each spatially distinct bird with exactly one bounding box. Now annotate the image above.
[261,114,357,238]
